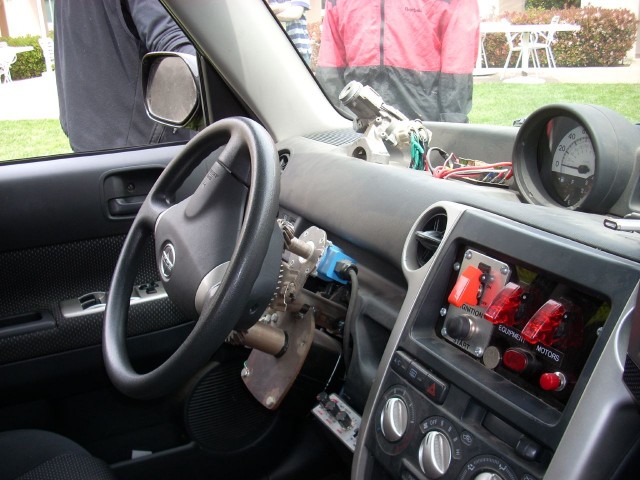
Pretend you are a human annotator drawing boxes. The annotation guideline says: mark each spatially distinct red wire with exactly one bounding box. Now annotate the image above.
[433,162,512,179]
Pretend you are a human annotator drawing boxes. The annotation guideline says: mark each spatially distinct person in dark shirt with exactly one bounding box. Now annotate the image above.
[54,0,195,152]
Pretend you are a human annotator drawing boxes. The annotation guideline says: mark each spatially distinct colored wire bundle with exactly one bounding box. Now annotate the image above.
[426,147,513,187]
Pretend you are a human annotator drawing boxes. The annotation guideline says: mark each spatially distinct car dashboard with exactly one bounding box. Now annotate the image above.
[274,109,640,480]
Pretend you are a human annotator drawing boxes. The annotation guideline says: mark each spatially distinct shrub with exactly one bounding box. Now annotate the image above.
[0,35,47,80]
[526,0,579,9]
[483,7,638,68]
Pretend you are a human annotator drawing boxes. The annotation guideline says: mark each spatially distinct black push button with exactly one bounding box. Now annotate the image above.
[424,371,449,404]
[407,361,428,391]
[516,436,542,461]
[391,351,412,376]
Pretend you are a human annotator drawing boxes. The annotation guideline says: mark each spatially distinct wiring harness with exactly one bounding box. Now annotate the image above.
[425,147,513,187]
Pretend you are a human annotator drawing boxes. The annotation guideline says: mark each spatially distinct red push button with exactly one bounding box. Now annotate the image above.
[484,282,524,326]
[540,372,566,391]
[503,348,529,373]
[448,265,483,308]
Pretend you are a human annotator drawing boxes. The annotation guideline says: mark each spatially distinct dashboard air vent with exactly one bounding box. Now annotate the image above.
[278,150,290,171]
[415,210,447,267]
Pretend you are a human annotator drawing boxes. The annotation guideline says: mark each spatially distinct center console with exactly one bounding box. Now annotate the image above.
[353,203,640,480]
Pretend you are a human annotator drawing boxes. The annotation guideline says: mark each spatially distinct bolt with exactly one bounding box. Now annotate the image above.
[305,268,310,274]
[500,266,509,275]
[465,251,473,260]
[241,367,251,378]
[289,259,295,266]
[303,231,308,237]
[453,262,461,271]
[474,347,484,357]
[439,308,447,317]
[126,183,135,192]
[270,313,279,323]
[266,396,276,407]
[441,327,448,336]
[596,327,603,336]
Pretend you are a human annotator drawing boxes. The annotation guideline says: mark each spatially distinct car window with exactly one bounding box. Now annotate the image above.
[0,0,195,162]
[1,0,638,163]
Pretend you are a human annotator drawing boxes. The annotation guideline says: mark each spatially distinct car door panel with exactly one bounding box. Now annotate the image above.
[0,143,203,381]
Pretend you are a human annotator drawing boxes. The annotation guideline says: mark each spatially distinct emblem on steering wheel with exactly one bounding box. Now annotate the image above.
[160,243,176,279]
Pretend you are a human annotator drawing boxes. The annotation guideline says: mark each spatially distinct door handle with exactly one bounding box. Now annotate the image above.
[107,195,146,217]
[101,166,163,219]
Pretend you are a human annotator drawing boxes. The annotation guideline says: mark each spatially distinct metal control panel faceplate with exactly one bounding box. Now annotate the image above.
[441,249,511,358]
[312,393,361,452]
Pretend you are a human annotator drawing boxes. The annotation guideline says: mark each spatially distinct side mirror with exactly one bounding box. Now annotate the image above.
[141,52,202,129]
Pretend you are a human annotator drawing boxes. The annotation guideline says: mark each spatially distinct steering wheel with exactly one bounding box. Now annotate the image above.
[103,117,282,399]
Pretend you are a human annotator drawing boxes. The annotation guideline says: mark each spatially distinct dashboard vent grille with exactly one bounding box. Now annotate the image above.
[415,210,447,267]
[623,355,640,404]
[305,129,362,146]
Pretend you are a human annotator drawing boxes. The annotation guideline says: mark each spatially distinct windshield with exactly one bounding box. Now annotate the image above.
[274,0,639,126]
[0,0,637,162]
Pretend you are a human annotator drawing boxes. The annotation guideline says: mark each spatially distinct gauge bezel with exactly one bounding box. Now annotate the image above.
[512,104,635,213]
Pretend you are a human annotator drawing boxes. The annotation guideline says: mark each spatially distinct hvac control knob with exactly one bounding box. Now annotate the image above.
[380,397,408,442]
[419,430,452,478]
[473,473,504,480]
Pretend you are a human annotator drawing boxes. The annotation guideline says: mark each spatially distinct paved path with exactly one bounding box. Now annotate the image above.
[0,74,59,120]
[475,58,640,84]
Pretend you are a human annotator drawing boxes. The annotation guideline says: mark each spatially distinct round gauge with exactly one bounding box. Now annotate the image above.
[512,104,640,215]
[549,125,595,207]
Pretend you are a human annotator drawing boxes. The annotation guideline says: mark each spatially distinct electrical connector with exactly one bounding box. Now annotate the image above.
[316,244,357,284]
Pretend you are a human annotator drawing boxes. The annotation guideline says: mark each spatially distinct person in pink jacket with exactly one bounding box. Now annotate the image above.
[316,0,480,123]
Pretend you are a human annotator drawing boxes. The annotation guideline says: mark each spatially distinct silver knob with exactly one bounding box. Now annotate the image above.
[419,430,452,478]
[380,397,408,442]
[473,473,504,480]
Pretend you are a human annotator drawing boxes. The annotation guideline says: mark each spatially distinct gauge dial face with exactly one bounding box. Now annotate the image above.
[549,125,595,207]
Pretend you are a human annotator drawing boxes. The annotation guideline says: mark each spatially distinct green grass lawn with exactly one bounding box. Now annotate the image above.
[470,83,640,126]
[1,83,638,162]
[0,119,71,162]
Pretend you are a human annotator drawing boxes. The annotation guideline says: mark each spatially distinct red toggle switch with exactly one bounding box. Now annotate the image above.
[484,282,524,326]
[448,265,483,308]
[521,299,566,346]
[540,372,566,391]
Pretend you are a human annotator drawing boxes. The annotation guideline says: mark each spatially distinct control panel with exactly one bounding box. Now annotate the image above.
[373,353,544,480]
[437,248,609,409]
[366,245,611,479]
[313,392,361,452]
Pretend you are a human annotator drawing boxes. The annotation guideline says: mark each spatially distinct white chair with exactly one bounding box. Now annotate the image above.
[0,45,17,83]
[38,37,55,73]
[529,15,560,68]
[479,32,489,68]
[502,20,540,74]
